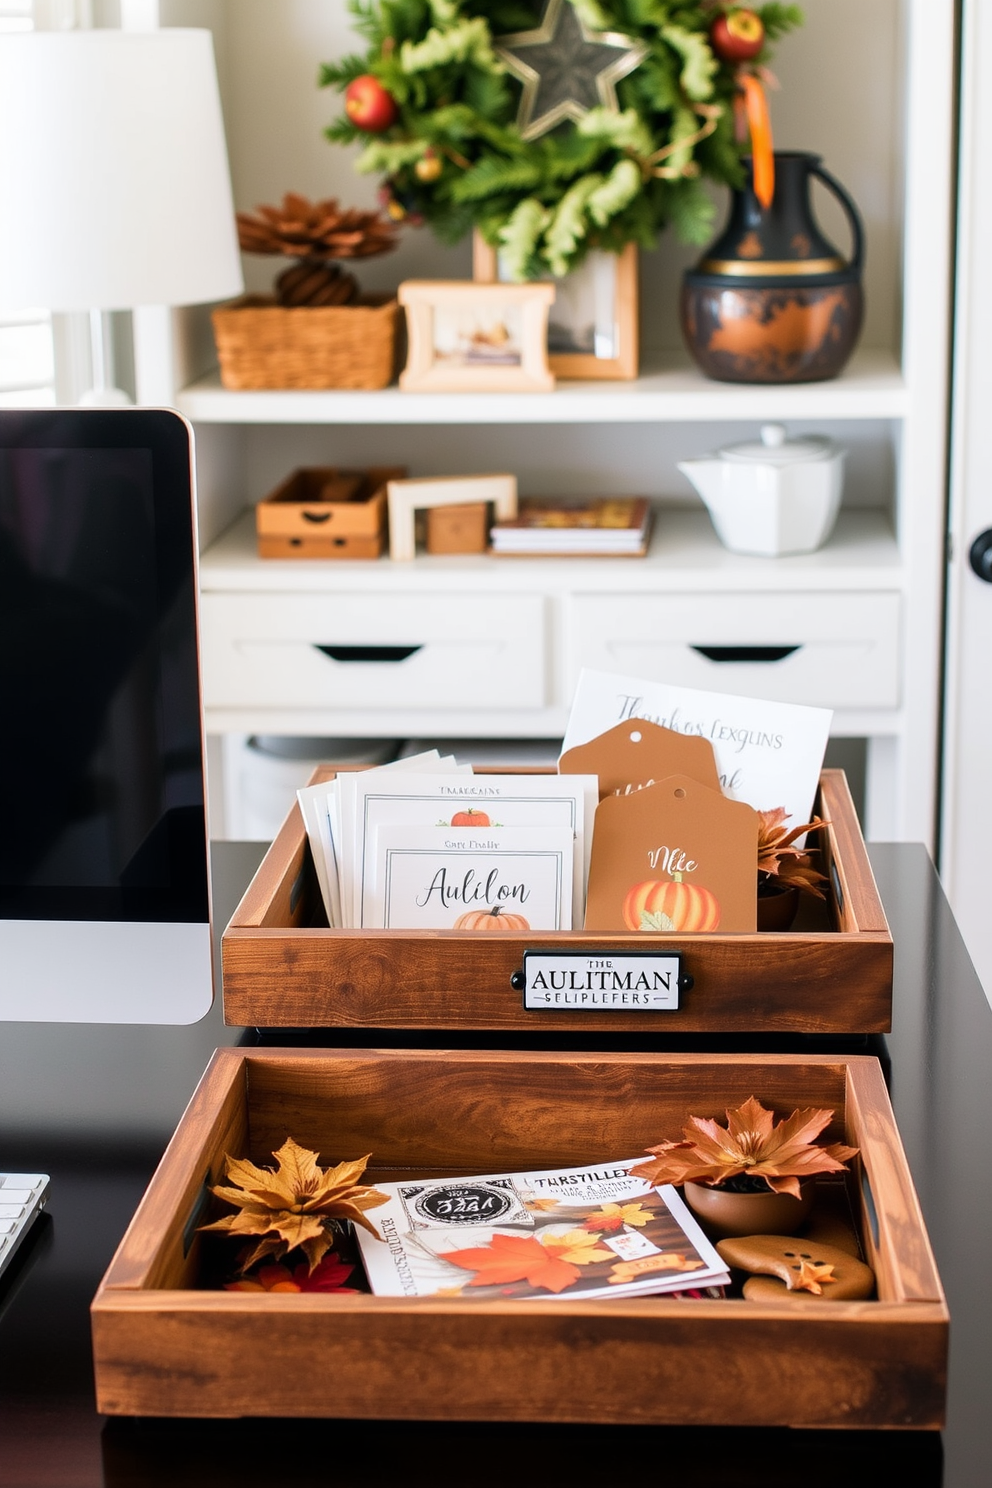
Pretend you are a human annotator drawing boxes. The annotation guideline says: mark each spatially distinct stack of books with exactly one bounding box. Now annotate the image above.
[490,497,652,556]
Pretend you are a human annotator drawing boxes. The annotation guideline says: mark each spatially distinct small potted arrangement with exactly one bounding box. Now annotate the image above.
[756,806,829,930]
[631,1095,859,1239]
[212,192,401,390]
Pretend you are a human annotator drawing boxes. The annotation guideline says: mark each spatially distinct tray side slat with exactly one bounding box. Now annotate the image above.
[844,1061,946,1306]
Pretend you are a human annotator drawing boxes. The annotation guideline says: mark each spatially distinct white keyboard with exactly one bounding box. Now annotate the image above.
[0,1173,50,1281]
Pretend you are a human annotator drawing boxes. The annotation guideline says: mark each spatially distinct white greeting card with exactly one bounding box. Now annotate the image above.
[562,668,831,831]
[298,750,469,925]
[351,773,596,929]
[366,824,573,931]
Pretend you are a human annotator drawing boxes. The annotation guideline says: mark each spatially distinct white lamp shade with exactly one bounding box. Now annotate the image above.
[0,29,243,312]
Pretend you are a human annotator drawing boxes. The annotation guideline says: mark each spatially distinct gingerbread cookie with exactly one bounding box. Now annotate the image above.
[716,1234,875,1301]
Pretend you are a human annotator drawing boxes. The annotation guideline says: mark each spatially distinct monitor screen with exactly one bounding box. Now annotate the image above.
[0,410,208,930]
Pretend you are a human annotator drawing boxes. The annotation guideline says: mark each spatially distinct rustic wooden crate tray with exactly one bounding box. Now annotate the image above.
[91,1048,946,1427]
[222,768,893,1034]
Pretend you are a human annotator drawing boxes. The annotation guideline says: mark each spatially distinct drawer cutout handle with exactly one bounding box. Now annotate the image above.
[315,644,423,664]
[301,510,332,524]
[691,645,802,664]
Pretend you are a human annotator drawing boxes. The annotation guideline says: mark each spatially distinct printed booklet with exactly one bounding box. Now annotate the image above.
[355,1158,730,1301]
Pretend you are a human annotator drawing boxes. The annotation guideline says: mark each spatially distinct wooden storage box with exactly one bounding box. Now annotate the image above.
[255,465,404,559]
[91,1047,947,1427]
[222,769,893,1034]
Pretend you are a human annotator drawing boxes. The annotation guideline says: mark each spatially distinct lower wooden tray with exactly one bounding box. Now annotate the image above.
[222,768,893,1033]
[91,1048,946,1426]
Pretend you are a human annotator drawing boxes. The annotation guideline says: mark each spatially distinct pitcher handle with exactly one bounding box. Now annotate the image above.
[811,162,865,276]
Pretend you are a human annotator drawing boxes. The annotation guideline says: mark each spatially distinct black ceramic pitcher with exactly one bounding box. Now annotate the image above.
[681,151,864,383]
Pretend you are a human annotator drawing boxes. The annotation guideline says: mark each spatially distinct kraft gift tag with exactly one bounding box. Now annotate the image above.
[584,773,759,933]
[559,719,721,800]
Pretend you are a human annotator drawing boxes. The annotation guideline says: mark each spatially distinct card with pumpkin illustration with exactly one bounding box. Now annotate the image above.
[366,824,573,931]
[584,773,759,934]
[559,717,722,799]
[349,772,596,928]
[354,1158,729,1301]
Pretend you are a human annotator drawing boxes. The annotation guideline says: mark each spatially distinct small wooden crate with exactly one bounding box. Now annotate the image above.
[212,295,400,390]
[222,769,893,1034]
[91,1047,947,1426]
[255,465,404,560]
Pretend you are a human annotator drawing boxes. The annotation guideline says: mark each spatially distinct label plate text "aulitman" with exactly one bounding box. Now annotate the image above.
[522,951,681,1011]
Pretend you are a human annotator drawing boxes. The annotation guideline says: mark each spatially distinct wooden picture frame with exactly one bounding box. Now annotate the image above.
[386,473,518,561]
[398,280,555,392]
[473,233,639,381]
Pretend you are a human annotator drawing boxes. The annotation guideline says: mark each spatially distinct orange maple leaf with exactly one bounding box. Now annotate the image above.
[440,1233,581,1293]
[537,1229,614,1265]
[582,1202,652,1233]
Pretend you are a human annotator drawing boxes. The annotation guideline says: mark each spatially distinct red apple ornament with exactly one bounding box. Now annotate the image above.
[710,8,765,63]
[344,74,398,133]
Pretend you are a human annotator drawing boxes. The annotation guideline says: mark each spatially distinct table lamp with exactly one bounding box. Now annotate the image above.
[0,28,243,405]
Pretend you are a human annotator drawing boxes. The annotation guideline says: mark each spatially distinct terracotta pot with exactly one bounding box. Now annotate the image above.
[757,882,801,932]
[681,152,864,384]
[683,1179,814,1239]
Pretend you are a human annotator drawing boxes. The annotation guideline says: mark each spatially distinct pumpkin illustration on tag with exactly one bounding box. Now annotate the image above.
[622,874,720,933]
[453,906,530,932]
[449,809,491,827]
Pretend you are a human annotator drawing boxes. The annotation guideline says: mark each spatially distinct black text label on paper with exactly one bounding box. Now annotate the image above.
[522,951,681,1011]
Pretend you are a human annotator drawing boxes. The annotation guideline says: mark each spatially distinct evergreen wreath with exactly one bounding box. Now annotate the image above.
[321,2,802,280]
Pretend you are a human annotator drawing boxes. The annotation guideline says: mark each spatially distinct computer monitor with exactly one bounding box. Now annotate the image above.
[0,409,213,1022]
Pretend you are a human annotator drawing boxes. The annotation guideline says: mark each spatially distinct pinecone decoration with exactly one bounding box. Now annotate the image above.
[236,192,398,309]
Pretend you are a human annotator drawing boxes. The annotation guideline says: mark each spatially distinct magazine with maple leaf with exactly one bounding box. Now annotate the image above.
[355,1159,730,1300]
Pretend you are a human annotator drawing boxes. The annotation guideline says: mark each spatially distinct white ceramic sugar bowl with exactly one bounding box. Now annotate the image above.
[678,423,845,557]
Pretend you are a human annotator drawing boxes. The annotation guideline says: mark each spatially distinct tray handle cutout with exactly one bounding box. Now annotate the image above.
[182,1172,214,1258]
[691,645,802,664]
[314,644,423,664]
[860,1164,880,1250]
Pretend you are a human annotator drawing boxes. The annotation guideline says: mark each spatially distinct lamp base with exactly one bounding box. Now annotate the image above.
[79,385,133,408]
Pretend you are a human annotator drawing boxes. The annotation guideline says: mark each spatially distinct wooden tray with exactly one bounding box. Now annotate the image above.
[91,1048,947,1426]
[222,769,893,1034]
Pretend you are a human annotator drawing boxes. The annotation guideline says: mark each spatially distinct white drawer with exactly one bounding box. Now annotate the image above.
[200,592,546,711]
[567,591,900,708]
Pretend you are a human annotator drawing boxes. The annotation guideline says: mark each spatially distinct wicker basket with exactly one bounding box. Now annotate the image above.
[211,294,400,390]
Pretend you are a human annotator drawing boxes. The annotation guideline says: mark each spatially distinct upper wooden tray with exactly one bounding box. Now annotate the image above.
[222,768,892,1034]
[91,1047,946,1427]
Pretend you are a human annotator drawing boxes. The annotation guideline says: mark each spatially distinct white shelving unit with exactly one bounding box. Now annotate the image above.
[157,0,956,847]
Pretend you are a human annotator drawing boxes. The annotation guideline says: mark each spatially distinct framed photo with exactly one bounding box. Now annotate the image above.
[473,234,638,381]
[398,280,555,392]
[386,473,518,561]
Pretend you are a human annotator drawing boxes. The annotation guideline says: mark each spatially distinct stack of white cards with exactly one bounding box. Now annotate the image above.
[298,750,596,932]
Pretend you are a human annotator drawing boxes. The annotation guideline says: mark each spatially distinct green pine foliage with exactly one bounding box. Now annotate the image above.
[321,0,801,277]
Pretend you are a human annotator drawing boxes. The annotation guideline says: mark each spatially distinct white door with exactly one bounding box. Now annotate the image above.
[941,0,992,1004]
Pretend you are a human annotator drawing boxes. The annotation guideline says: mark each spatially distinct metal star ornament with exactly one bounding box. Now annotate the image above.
[496,0,647,142]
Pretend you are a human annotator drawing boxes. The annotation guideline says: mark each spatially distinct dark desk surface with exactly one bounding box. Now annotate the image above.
[1,843,989,1488]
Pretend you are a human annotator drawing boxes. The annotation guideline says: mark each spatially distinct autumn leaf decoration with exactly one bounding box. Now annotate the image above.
[441,1230,613,1295]
[631,1095,859,1200]
[582,1202,653,1234]
[200,1137,388,1274]
[758,807,830,898]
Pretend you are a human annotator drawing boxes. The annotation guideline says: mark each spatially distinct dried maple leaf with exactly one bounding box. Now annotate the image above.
[757,807,829,897]
[200,1137,388,1274]
[641,909,676,931]
[523,1197,560,1212]
[537,1229,614,1265]
[440,1233,582,1294]
[787,1259,838,1294]
[582,1202,653,1233]
[630,1095,859,1200]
